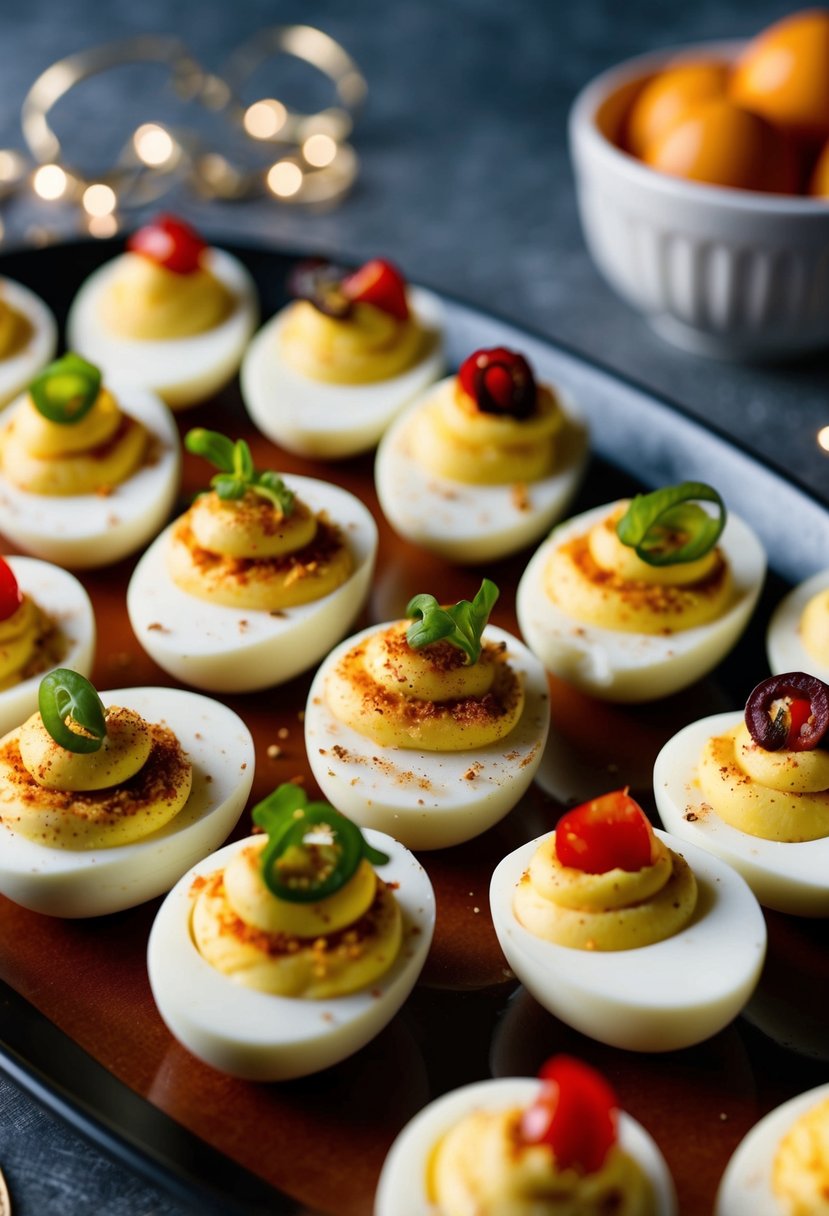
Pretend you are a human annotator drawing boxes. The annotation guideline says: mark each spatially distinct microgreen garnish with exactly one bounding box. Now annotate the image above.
[38,669,107,754]
[405,578,499,666]
[252,783,389,904]
[615,481,726,567]
[185,429,295,514]
[29,354,102,425]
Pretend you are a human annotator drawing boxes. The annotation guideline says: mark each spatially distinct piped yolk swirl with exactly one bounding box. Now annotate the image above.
[546,504,732,633]
[0,596,63,690]
[699,721,829,841]
[514,832,697,951]
[191,837,402,998]
[325,621,524,750]
[167,491,353,610]
[278,299,426,384]
[0,706,192,848]
[0,387,147,496]
[801,588,829,666]
[429,1106,656,1216]
[773,1096,829,1216]
[409,376,564,485]
[0,294,31,360]
[103,253,232,340]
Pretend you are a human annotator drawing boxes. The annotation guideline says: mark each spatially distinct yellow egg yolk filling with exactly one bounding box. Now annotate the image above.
[546,504,732,634]
[0,706,192,848]
[699,721,829,841]
[190,838,402,999]
[103,253,232,340]
[0,596,65,690]
[0,294,32,360]
[773,1096,829,1216]
[325,622,524,751]
[409,377,564,485]
[514,832,697,951]
[801,588,829,666]
[278,298,427,384]
[0,387,148,496]
[428,1106,656,1216]
[168,491,353,610]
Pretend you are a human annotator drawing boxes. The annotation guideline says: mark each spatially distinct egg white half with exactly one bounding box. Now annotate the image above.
[489,828,765,1052]
[374,380,590,564]
[0,278,57,410]
[0,686,253,917]
[0,384,180,569]
[767,568,829,684]
[127,476,378,693]
[66,248,259,410]
[516,503,766,703]
[655,711,829,916]
[305,624,550,850]
[0,556,95,736]
[240,288,445,459]
[375,1077,678,1216]
[715,1082,829,1216]
[147,830,435,1081]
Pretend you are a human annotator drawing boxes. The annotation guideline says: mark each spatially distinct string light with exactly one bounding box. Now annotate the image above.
[818,426,829,453]
[0,25,365,244]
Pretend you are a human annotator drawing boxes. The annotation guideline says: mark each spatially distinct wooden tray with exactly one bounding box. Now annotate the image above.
[1,239,828,1216]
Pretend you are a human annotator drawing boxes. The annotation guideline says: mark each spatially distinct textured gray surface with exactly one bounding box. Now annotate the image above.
[0,1,828,1213]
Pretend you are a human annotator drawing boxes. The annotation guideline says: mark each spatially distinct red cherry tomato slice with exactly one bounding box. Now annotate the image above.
[342,258,409,320]
[127,214,207,275]
[555,789,654,874]
[520,1055,618,1173]
[0,557,22,622]
[457,346,536,418]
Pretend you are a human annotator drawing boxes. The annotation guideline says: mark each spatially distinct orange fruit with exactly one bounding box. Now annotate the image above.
[625,61,730,158]
[810,139,829,195]
[730,8,829,140]
[643,97,800,193]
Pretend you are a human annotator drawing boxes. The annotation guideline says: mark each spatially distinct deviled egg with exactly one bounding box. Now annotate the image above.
[148,783,435,1080]
[305,580,550,850]
[767,568,829,683]
[490,789,765,1051]
[128,429,377,692]
[517,482,765,702]
[0,353,179,568]
[654,672,829,916]
[376,1056,677,1215]
[376,347,589,563]
[0,672,253,917]
[0,555,94,735]
[0,277,57,410]
[66,214,258,409]
[716,1083,829,1216]
[241,257,444,458]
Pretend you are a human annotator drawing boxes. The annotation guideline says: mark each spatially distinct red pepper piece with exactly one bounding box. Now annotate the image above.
[457,347,537,419]
[520,1055,618,1173]
[745,672,829,752]
[342,258,409,321]
[0,557,22,622]
[555,789,655,874]
[127,214,207,275]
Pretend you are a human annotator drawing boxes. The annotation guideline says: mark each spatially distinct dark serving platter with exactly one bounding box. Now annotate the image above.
[0,238,828,1216]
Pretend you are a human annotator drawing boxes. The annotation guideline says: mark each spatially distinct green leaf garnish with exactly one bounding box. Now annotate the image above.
[615,482,726,567]
[406,578,499,666]
[38,669,107,754]
[252,783,389,903]
[185,429,295,515]
[29,354,102,425]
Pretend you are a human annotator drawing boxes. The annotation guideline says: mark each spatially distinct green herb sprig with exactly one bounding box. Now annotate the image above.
[38,669,107,754]
[615,481,726,567]
[405,578,499,666]
[29,354,102,426]
[252,783,389,903]
[185,429,294,514]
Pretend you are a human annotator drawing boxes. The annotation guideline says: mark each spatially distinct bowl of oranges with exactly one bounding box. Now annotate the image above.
[569,10,829,359]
